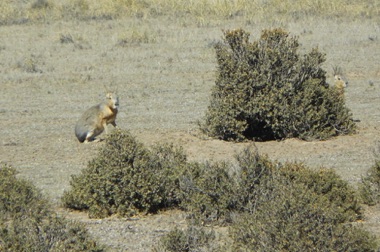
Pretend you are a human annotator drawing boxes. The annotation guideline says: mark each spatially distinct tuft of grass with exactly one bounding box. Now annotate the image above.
[117,28,158,46]
[16,54,43,73]
[60,33,74,43]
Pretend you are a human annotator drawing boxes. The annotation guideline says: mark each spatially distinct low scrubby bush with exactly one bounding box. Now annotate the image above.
[360,159,380,205]
[179,161,239,225]
[181,145,361,225]
[62,130,376,250]
[62,129,187,218]
[200,28,356,141]
[160,146,374,251]
[155,225,216,252]
[0,164,103,251]
[228,181,376,251]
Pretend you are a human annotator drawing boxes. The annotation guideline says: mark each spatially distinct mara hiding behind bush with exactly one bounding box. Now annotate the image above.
[200,28,356,141]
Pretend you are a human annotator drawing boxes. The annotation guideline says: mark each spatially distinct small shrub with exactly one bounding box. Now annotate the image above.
[156,225,216,252]
[0,164,103,251]
[31,0,51,9]
[16,55,42,73]
[228,182,376,252]
[278,164,362,222]
[235,146,362,222]
[222,147,373,251]
[200,28,356,141]
[62,129,187,218]
[60,33,74,44]
[179,145,361,225]
[360,160,380,205]
[179,161,239,225]
[0,165,48,222]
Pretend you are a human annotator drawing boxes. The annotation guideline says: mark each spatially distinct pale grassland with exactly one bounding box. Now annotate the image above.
[0,0,379,25]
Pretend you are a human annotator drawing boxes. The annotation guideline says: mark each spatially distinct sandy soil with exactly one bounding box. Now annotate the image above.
[0,16,379,250]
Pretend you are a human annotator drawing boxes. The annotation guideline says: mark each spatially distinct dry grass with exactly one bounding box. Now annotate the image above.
[1,0,378,25]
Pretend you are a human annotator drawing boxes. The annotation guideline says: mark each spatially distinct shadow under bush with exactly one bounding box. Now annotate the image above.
[0,164,103,251]
[200,28,356,141]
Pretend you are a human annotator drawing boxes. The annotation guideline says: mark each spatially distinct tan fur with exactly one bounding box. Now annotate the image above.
[334,75,347,96]
[75,92,119,143]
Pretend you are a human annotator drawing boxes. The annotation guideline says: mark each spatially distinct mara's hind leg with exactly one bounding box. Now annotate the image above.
[84,130,100,143]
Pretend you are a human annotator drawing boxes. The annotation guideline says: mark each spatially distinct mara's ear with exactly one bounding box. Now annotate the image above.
[104,84,118,95]
[103,84,111,94]
[332,65,343,77]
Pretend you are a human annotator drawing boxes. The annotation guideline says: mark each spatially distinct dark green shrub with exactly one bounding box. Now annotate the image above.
[223,147,374,251]
[62,129,188,218]
[0,165,49,222]
[228,182,376,252]
[157,146,372,251]
[200,28,356,141]
[60,129,375,250]
[280,165,361,222]
[0,164,103,251]
[360,160,380,205]
[235,146,362,222]
[179,145,361,226]
[155,225,216,252]
[179,161,239,225]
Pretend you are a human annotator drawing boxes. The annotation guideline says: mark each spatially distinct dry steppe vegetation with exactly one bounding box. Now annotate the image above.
[1,0,379,25]
[0,0,379,251]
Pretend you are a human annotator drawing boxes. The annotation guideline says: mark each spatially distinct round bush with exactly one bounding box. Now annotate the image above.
[229,182,376,252]
[0,164,103,251]
[62,129,188,218]
[200,28,356,141]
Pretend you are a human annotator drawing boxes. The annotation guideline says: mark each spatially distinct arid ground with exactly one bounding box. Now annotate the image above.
[0,10,379,251]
